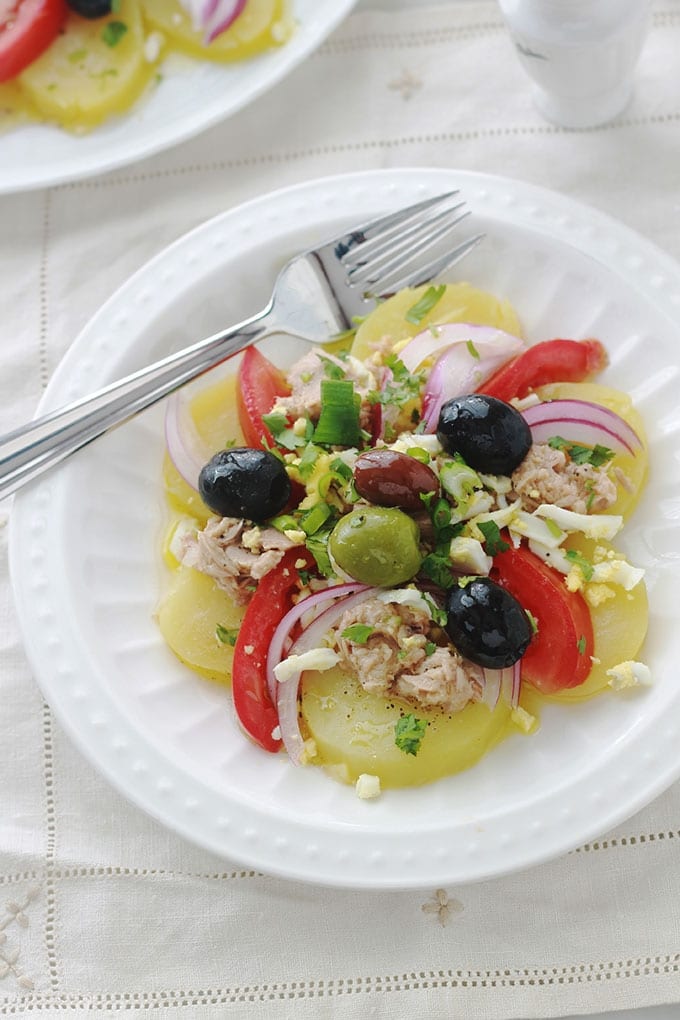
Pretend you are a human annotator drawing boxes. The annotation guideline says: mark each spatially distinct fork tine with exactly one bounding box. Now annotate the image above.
[373,233,486,297]
[334,190,460,261]
[348,205,471,287]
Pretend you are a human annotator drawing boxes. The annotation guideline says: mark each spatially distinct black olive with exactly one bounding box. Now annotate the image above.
[437,394,532,475]
[66,0,113,17]
[445,577,533,669]
[198,448,291,522]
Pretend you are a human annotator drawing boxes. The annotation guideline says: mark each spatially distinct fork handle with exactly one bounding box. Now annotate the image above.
[0,303,274,502]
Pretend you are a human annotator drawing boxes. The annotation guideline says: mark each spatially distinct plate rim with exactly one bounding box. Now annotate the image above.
[0,0,359,194]
[9,166,680,888]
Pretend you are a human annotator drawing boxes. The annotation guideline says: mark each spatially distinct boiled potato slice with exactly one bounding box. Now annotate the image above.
[141,0,292,61]
[163,374,245,522]
[351,282,521,362]
[535,381,648,519]
[157,564,244,684]
[302,668,510,788]
[539,536,648,703]
[19,2,153,130]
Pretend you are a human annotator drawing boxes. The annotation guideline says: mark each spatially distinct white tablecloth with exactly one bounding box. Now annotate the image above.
[1,2,680,1018]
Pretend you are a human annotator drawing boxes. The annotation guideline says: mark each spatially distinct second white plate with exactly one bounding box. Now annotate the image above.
[0,0,357,193]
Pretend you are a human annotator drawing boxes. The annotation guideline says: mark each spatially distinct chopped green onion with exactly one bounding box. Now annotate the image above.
[299,502,333,536]
[312,379,362,447]
[405,285,446,325]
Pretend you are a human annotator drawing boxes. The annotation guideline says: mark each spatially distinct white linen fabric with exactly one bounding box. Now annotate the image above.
[1,2,680,1017]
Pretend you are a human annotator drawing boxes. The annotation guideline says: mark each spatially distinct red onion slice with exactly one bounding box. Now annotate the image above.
[399,322,525,374]
[178,0,246,42]
[481,668,503,709]
[421,333,525,432]
[522,399,642,455]
[205,0,246,42]
[164,392,209,491]
[266,583,372,704]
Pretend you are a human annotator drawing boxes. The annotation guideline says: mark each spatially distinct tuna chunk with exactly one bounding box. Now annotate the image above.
[334,597,482,714]
[179,517,297,604]
[271,349,377,427]
[511,443,617,514]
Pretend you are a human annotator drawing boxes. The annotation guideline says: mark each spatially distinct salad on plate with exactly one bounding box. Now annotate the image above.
[157,280,650,797]
[0,0,293,131]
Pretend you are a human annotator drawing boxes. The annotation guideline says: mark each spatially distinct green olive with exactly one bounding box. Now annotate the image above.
[329,507,422,587]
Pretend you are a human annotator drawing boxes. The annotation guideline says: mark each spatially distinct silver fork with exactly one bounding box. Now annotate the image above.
[0,191,483,500]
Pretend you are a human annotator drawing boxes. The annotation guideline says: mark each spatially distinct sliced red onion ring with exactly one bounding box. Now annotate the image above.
[205,0,246,42]
[481,668,503,709]
[273,585,377,765]
[421,332,525,432]
[178,0,246,42]
[164,392,209,491]
[521,399,642,455]
[499,662,522,708]
[265,583,372,704]
[399,322,525,374]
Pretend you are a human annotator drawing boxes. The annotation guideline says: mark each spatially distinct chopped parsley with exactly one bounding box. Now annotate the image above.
[261,412,312,452]
[576,635,587,655]
[367,353,423,410]
[297,442,322,480]
[304,527,335,577]
[565,549,594,581]
[422,593,447,627]
[420,552,456,589]
[477,520,510,556]
[341,624,375,644]
[547,436,615,467]
[525,610,539,635]
[101,20,128,47]
[424,641,437,657]
[395,713,427,756]
[405,285,446,325]
[215,624,239,647]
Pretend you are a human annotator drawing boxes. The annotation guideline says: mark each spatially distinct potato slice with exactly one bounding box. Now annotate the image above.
[302,668,510,788]
[19,2,153,130]
[351,282,521,362]
[141,0,292,61]
[157,564,244,684]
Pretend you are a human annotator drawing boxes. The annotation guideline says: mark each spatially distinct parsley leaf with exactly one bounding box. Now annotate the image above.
[395,714,427,756]
[341,624,374,644]
[215,624,239,646]
[477,520,510,556]
[420,552,456,589]
[424,641,437,657]
[405,285,446,325]
[547,436,615,467]
[101,20,128,47]
[576,635,587,655]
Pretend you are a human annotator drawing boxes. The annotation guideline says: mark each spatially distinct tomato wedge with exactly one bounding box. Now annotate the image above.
[231,548,314,752]
[492,543,594,693]
[236,346,291,449]
[478,339,608,403]
[0,0,66,82]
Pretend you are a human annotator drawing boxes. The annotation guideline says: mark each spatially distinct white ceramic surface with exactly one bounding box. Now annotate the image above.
[0,0,357,193]
[9,167,680,890]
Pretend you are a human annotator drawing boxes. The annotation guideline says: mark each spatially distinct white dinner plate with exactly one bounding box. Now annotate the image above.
[9,168,680,889]
[0,0,357,194]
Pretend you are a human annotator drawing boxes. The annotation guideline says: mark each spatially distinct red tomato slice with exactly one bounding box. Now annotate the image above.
[492,543,594,694]
[236,346,291,449]
[478,339,608,403]
[231,548,314,752]
[0,0,66,82]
